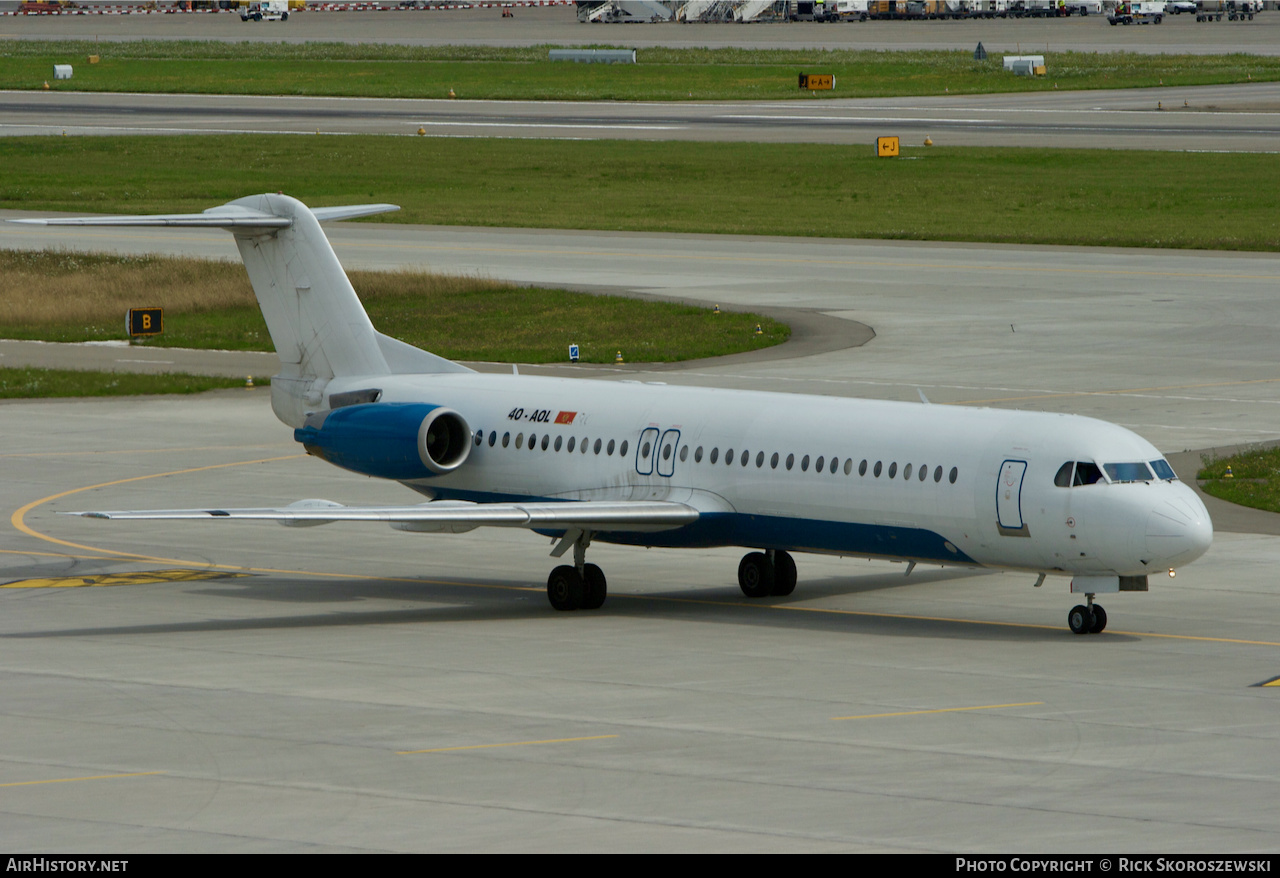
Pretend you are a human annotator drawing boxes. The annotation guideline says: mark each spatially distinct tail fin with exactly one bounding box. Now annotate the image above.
[11,193,470,426]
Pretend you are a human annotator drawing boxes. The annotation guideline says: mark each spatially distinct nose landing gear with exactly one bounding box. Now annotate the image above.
[1068,594,1107,635]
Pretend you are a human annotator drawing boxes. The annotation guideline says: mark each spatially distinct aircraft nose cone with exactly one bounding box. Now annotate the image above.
[1146,488,1213,567]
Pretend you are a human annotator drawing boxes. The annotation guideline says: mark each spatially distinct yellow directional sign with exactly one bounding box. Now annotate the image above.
[1256,675,1280,688]
[798,73,835,91]
[1,569,247,588]
[877,136,900,158]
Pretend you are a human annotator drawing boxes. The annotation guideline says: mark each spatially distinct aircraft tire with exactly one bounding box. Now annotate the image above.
[1089,604,1107,634]
[1068,604,1094,635]
[771,551,797,597]
[581,563,607,610]
[547,565,585,611]
[738,552,775,598]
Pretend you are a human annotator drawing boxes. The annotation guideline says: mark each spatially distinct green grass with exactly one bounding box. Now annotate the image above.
[0,251,789,364]
[3,135,1279,251]
[4,41,1279,100]
[1197,447,1280,514]
[0,366,264,399]
[120,288,789,363]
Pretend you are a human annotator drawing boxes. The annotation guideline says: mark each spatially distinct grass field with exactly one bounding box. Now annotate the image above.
[3,41,1279,100]
[0,250,789,364]
[1197,446,1280,515]
[3,135,1279,251]
[0,366,264,399]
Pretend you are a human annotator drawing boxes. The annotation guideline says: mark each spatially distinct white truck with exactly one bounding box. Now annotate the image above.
[1108,0,1164,23]
[241,1,289,21]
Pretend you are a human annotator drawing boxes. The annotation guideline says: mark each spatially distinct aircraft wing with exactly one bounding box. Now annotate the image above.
[63,498,699,533]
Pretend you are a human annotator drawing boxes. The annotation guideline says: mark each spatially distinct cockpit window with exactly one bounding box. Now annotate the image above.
[1055,461,1106,487]
[1150,459,1177,481]
[1054,462,1074,487]
[1103,462,1154,483]
[1073,462,1104,486]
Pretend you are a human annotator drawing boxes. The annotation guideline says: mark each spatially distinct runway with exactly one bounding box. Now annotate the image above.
[2,217,1280,851]
[6,82,1280,150]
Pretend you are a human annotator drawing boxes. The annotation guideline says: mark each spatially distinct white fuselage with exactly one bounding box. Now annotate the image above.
[314,371,1213,580]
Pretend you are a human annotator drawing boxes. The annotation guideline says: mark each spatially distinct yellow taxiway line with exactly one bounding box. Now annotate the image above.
[0,771,164,788]
[832,702,1045,721]
[9,459,1280,648]
[397,735,618,756]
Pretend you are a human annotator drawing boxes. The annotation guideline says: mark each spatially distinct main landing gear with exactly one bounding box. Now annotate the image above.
[546,531,606,611]
[545,543,801,611]
[737,550,797,598]
[1068,594,1108,635]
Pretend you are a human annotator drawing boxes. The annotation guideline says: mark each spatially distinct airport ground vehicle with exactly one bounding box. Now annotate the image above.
[241,0,288,20]
[1108,1,1164,23]
[1195,0,1260,19]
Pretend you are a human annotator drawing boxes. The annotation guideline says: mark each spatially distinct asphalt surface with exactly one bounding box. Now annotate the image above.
[7,82,1280,150]
[2,8,1279,855]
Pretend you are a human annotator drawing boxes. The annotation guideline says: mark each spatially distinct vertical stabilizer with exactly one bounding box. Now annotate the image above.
[225,194,389,382]
[8,193,475,429]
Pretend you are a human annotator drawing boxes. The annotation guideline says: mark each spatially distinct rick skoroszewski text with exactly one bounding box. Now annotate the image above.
[957,861,1273,873]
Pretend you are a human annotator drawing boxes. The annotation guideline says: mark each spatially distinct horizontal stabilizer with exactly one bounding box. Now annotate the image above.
[64,499,700,533]
[8,202,398,230]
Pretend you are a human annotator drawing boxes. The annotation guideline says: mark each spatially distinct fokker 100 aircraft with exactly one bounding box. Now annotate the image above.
[14,194,1214,634]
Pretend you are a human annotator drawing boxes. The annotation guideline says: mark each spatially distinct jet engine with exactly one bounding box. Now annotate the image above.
[293,402,472,480]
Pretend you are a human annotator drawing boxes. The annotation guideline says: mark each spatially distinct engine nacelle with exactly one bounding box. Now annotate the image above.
[293,402,472,480]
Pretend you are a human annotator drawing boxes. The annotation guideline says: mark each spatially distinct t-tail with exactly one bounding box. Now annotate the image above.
[10,193,470,427]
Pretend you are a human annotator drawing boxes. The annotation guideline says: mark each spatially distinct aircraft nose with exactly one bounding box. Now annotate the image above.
[1146,486,1213,567]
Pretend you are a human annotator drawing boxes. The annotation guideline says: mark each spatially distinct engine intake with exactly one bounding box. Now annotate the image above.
[417,407,470,474]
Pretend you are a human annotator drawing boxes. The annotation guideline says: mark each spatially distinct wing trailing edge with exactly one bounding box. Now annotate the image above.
[63,499,700,534]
